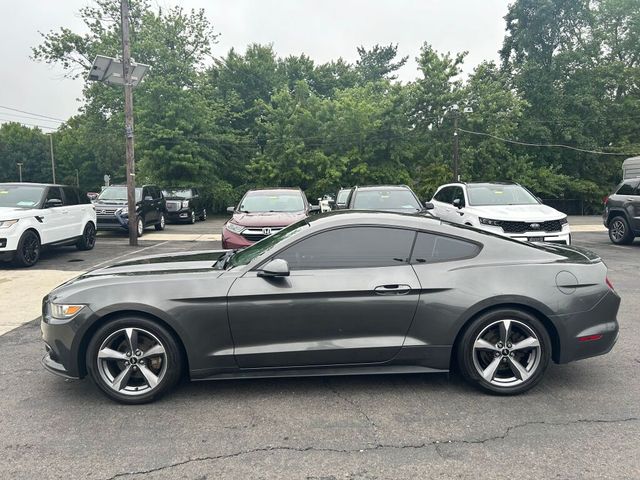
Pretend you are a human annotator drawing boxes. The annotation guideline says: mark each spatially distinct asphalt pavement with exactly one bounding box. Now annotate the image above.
[0,217,638,479]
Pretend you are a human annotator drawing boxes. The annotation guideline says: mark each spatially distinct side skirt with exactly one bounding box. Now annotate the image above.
[192,364,448,382]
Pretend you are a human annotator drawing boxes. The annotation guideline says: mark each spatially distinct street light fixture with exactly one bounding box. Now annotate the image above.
[450,104,473,182]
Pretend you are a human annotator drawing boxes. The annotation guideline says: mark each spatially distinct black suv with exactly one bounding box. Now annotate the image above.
[94,184,166,237]
[162,187,206,224]
[345,185,430,213]
[603,178,640,244]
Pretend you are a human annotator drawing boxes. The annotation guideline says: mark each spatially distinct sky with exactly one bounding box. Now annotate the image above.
[0,0,512,130]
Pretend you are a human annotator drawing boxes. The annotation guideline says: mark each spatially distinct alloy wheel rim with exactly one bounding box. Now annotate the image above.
[96,327,168,396]
[191,211,195,223]
[203,209,206,220]
[160,215,165,228]
[138,219,144,235]
[611,220,625,241]
[22,234,39,264]
[472,319,541,387]
[85,224,96,247]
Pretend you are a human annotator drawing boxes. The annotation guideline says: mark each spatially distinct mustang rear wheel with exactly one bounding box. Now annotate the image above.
[457,309,551,395]
[86,317,182,404]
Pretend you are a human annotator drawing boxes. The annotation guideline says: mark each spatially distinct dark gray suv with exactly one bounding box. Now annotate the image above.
[603,178,640,244]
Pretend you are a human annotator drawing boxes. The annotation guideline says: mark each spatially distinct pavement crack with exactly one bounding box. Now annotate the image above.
[102,417,639,479]
[324,379,379,441]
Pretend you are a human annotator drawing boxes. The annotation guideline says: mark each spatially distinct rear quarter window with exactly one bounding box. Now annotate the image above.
[411,232,481,264]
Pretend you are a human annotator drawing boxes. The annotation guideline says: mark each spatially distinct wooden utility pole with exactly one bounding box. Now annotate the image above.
[121,0,137,246]
[452,111,459,182]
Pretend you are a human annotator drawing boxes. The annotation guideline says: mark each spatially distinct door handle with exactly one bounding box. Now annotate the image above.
[374,284,412,295]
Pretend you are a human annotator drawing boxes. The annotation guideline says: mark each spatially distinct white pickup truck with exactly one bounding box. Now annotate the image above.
[0,183,97,267]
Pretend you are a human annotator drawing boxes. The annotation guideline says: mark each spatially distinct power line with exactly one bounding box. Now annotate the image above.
[0,117,58,131]
[0,105,67,122]
[0,111,63,124]
[458,128,638,156]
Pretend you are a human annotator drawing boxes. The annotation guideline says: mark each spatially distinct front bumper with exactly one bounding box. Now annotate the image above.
[96,213,129,231]
[167,209,192,222]
[552,289,621,364]
[0,223,23,259]
[40,298,93,379]
[222,229,254,249]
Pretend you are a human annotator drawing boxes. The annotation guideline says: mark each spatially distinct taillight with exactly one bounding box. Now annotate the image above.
[605,276,615,291]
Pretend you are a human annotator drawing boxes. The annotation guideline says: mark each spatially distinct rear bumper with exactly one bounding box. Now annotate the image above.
[552,290,621,364]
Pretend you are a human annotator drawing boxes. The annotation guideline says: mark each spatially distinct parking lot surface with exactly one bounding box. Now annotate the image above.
[0,219,638,479]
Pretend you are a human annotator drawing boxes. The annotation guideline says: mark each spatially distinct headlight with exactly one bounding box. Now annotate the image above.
[181,200,189,208]
[559,216,568,225]
[0,219,18,229]
[225,222,245,234]
[479,217,502,227]
[51,304,85,319]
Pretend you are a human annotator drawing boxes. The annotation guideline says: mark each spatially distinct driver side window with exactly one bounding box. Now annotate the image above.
[276,227,416,270]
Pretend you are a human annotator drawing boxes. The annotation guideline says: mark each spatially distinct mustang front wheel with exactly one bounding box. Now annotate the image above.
[86,317,182,404]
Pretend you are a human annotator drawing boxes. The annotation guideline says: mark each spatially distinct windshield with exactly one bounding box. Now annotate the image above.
[98,186,142,203]
[467,184,539,206]
[0,184,45,208]
[163,189,192,199]
[239,191,305,213]
[336,189,350,203]
[353,189,421,211]
[228,219,309,267]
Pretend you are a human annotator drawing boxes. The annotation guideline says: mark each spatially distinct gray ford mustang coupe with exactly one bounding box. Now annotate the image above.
[41,211,620,404]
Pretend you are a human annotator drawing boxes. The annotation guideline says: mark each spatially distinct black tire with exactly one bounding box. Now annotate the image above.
[155,213,166,231]
[190,210,196,224]
[76,222,96,251]
[86,316,183,404]
[457,308,551,395]
[136,217,144,237]
[199,208,207,221]
[12,230,41,267]
[608,215,634,245]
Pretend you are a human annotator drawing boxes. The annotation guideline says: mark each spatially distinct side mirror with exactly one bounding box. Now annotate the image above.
[144,195,153,201]
[226,206,235,214]
[423,201,435,210]
[257,259,290,278]
[45,198,63,208]
[310,205,321,212]
[452,198,463,209]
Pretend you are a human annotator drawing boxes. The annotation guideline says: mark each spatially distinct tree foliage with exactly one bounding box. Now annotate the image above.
[6,0,636,213]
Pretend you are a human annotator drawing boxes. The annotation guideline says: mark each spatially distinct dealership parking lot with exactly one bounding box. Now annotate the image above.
[0,218,638,479]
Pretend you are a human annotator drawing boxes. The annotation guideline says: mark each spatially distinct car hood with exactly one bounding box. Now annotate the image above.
[0,206,40,220]
[230,211,307,227]
[79,250,229,278]
[466,204,565,221]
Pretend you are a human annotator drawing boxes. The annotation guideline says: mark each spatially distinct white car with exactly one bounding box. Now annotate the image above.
[430,182,571,245]
[0,183,97,267]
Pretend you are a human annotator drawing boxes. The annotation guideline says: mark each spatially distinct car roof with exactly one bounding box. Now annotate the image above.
[246,188,302,193]
[305,210,439,230]
[354,185,413,191]
[0,182,72,188]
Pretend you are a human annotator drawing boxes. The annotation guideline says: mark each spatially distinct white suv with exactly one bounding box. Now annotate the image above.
[430,182,571,245]
[0,183,97,267]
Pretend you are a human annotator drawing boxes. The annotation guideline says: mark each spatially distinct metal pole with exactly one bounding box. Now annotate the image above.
[76,169,80,187]
[49,134,56,184]
[453,112,459,182]
[17,163,23,182]
[121,0,137,246]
